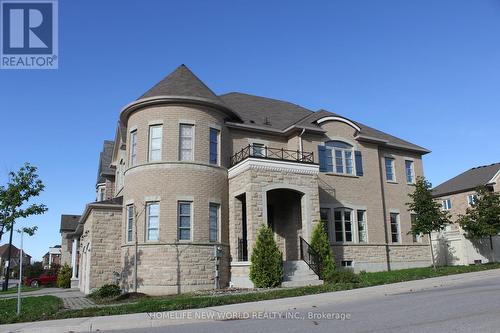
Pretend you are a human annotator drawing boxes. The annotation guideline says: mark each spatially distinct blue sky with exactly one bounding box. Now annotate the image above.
[1,0,499,260]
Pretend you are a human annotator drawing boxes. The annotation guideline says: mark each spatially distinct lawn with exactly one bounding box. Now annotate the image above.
[1,263,499,325]
[0,286,42,295]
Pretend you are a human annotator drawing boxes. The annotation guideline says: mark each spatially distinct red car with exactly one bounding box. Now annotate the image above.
[24,272,57,287]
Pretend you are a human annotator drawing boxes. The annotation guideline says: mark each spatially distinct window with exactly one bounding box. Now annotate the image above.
[325,141,354,175]
[385,157,395,182]
[146,203,159,241]
[209,128,220,165]
[467,194,476,206]
[179,124,194,161]
[127,205,134,242]
[252,143,265,157]
[341,260,353,268]
[442,199,452,210]
[148,125,162,162]
[357,210,367,243]
[320,208,331,241]
[390,213,400,243]
[129,130,137,166]
[405,160,414,184]
[97,186,105,202]
[410,214,421,243]
[333,208,353,242]
[209,203,219,242]
[178,201,192,240]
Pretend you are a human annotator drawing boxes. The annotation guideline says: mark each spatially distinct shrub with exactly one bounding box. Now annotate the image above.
[89,284,121,299]
[57,264,71,288]
[310,221,336,282]
[249,225,283,288]
[329,269,360,284]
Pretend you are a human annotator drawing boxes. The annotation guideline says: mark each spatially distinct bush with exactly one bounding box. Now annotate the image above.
[249,225,283,288]
[57,264,71,288]
[310,221,336,282]
[329,269,360,284]
[89,284,121,299]
[22,262,44,279]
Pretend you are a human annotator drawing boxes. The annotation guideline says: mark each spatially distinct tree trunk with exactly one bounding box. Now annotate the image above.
[429,232,436,270]
[2,226,14,291]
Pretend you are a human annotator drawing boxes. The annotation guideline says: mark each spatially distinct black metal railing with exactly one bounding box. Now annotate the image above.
[230,145,315,167]
[238,237,248,261]
[299,237,321,277]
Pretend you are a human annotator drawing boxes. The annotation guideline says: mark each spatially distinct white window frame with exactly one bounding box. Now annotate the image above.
[209,202,220,242]
[126,205,134,242]
[178,201,192,241]
[385,157,396,182]
[341,260,353,268]
[442,199,452,211]
[251,143,266,157]
[390,212,401,243]
[179,124,194,161]
[325,142,355,176]
[333,208,354,243]
[129,130,138,167]
[146,202,160,242]
[467,194,476,206]
[405,160,415,184]
[209,127,220,165]
[148,124,163,162]
[357,210,368,243]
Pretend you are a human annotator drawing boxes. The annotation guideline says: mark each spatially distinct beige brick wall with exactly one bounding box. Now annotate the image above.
[60,231,72,266]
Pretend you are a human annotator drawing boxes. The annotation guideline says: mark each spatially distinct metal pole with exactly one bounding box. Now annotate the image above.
[17,230,23,315]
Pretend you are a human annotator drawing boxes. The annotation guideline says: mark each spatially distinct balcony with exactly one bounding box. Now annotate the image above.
[230,145,315,167]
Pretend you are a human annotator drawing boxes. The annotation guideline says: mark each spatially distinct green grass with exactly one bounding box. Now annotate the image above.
[1,263,499,325]
[0,296,62,324]
[0,286,42,295]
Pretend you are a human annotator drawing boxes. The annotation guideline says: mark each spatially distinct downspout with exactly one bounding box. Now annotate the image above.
[377,148,391,271]
[298,128,306,154]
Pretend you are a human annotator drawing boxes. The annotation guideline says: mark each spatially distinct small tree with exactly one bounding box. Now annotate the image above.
[310,221,335,281]
[249,225,283,288]
[407,176,450,269]
[458,186,500,256]
[57,264,72,288]
[0,163,47,290]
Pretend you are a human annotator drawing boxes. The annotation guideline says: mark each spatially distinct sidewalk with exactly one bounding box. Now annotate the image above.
[1,268,499,333]
[0,287,83,299]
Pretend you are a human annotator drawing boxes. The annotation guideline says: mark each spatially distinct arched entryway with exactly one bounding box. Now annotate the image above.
[266,189,303,260]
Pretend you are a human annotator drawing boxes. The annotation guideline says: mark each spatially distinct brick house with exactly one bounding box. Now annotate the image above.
[432,163,500,266]
[0,244,31,277]
[63,64,432,294]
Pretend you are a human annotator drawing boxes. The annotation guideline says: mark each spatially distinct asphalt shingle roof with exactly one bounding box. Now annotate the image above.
[60,214,81,232]
[97,140,115,185]
[433,163,500,197]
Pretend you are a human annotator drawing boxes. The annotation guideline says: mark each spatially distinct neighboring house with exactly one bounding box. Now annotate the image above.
[432,163,500,266]
[42,245,61,269]
[60,214,80,269]
[0,244,32,277]
[67,64,432,295]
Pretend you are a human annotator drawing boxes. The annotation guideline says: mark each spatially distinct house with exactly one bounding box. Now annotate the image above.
[65,64,432,295]
[60,215,80,267]
[42,245,61,269]
[0,244,32,277]
[432,163,500,266]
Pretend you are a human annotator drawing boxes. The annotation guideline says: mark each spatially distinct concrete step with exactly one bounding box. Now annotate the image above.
[283,260,318,277]
[282,279,324,288]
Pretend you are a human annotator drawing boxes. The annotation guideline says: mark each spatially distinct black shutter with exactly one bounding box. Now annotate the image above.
[355,150,363,176]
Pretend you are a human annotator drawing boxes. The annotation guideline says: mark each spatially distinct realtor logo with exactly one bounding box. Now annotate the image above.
[1,0,58,69]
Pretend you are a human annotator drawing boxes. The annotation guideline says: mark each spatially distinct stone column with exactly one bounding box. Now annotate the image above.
[70,238,79,288]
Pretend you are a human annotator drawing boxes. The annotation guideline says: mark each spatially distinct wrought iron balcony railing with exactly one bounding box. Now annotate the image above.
[230,145,315,167]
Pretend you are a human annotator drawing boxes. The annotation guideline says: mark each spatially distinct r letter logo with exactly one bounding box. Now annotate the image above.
[1,0,58,69]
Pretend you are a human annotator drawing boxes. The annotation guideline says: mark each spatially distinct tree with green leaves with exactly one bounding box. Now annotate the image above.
[0,163,47,290]
[249,225,283,288]
[458,186,500,257]
[310,221,336,281]
[407,176,450,269]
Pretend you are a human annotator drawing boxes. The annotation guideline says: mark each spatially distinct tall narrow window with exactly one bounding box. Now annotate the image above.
[390,213,400,243]
[442,199,452,210]
[410,213,421,243]
[146,203,159,241]
[149,125,162,162]
[467,194,476,206]
[385,157,395,182]
[357,210,367,243]
[129,130,137,166]
[333,208,353,242]
[209,128,220,165]
[252,143,265,157]
[179,124,194,161]
[178,201,192,240]
[209,203,219,242]
[127,205,134,242]
[405,160,414,184]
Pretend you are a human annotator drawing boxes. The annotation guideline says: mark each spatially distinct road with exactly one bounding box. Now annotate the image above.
[102,271,500,333]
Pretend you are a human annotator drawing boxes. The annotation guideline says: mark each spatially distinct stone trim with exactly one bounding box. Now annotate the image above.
[228,158,319,179]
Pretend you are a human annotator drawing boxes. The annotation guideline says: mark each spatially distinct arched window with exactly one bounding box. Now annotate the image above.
[318,140,364,176]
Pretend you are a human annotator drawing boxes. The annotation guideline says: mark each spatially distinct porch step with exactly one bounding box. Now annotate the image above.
[282,260,323,287]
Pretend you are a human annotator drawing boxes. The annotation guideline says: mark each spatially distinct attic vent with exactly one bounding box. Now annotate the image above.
[264,117,271,126]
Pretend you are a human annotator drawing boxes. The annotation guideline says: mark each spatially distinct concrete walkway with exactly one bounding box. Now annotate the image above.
[1,268,499,333]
